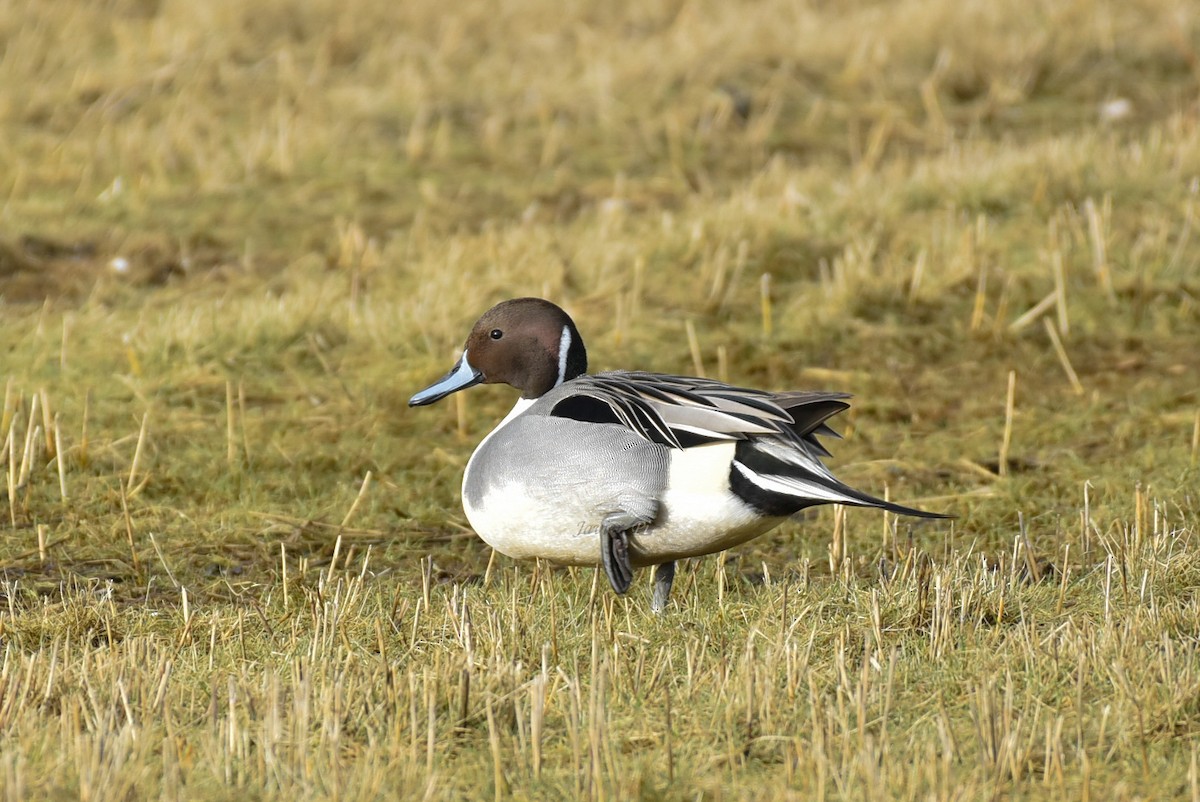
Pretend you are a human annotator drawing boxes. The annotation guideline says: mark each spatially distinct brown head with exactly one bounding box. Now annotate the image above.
[408,298,588,406]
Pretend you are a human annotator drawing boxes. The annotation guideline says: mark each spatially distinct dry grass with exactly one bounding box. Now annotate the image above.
[2,0,1199,799]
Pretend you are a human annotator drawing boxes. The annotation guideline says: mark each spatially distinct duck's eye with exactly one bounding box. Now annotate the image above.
[489,329,503,340]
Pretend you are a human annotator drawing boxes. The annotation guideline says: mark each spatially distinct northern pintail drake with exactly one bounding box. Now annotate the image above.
[409,298,949,611]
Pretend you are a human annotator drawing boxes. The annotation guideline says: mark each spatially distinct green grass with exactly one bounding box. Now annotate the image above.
[2,0,1200,798]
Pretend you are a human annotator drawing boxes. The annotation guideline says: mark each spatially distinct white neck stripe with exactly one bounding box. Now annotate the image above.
[555,325,571,386]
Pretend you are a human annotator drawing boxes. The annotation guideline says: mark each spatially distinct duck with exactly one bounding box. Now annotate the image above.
[409,297,949,611]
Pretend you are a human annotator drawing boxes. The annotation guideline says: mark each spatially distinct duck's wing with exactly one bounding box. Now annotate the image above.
[544,371,850,452]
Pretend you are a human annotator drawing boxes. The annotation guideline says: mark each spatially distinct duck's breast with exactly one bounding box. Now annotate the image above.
[463,412,669,565]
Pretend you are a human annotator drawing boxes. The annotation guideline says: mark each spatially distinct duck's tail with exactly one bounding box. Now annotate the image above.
[728,438,954,520]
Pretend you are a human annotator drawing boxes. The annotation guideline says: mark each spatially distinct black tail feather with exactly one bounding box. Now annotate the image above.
[841,490,955,520]
[729,439,954,520]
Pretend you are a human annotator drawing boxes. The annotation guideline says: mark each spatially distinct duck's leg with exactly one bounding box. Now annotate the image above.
[651,561,675,613]
[599,511,645,595]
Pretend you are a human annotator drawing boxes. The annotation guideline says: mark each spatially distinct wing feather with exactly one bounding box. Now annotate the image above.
[548,371,851,452]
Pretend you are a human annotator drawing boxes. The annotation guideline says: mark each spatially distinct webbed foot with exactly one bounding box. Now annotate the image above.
[600,517,635,594]
[651,561,676,613]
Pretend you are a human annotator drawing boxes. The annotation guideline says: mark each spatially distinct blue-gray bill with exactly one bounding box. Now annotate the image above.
[408,352,483,406]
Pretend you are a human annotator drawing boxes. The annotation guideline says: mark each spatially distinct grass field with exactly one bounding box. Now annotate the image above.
[2,0,1200,798]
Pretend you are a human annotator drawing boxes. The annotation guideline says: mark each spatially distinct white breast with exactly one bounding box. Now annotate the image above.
[463,427,779,566]
[462,397,602,564]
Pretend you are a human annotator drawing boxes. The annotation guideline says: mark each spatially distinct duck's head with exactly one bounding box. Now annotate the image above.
[408,297,588,406]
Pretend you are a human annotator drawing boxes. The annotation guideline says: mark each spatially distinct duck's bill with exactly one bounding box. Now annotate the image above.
[408,353,484,406]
